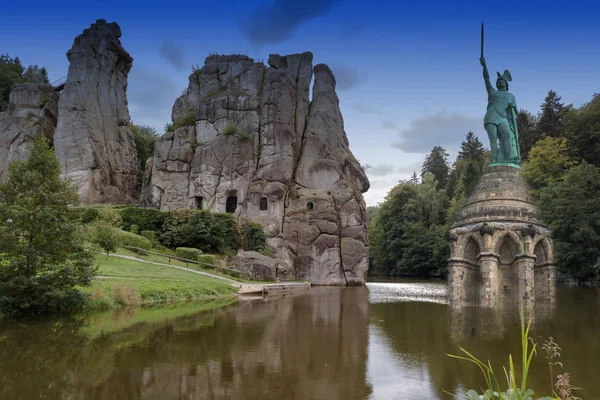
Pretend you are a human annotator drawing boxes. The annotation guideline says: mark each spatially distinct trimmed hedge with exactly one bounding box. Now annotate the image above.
[72,206,100,224]
[119,207,167,232]
[176,247,203,261]
[130,224,140,234]
[197,255,217,266]
[116,230,152,250]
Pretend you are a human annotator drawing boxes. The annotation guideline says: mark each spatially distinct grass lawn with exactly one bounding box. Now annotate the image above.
[81,254,238,310]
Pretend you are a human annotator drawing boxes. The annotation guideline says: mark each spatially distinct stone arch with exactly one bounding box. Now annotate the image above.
[457,232,484,258]
[497,234,520,264]
[492,230,524,256]
[464,237,481,265]
[532,235,553,265]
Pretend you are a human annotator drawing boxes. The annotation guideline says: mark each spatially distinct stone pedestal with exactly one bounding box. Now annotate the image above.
[448,166,556,313]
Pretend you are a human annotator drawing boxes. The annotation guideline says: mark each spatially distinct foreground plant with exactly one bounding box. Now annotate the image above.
[446,312,581,400]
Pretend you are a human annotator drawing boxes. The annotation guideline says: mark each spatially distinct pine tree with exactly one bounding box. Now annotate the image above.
[0,137,97,317]
[538,90,571,138]
[517,110,540,161]
[421,146,449,188]
[457,132,486,162]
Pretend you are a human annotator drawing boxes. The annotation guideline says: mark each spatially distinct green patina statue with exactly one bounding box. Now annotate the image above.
[480,23,520,167]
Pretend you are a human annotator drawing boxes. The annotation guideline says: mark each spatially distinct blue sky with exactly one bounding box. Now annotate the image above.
[2,0,599,205]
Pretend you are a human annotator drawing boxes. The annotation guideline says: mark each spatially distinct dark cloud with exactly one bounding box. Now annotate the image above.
[382,120,398,130]
[330,64,363,91]
[127,68,181,130]
[391,112,481,153]
[352,102,381,115]
[367,164,395,177]
[159,39,186,69]
[239,0,341,47]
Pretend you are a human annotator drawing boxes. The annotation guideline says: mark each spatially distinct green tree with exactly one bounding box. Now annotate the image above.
[457,132,486,162]
[538,162,600,283]
[564,93,600,167]
[93,223,119,258]
[0,54,25,111]
[421,146,449,189]
[517,110,541,161]
[130,123,159,194]
[538,90,571,138]
[21,65,49,84]
[0,137,96,317]
[521,137,578,197]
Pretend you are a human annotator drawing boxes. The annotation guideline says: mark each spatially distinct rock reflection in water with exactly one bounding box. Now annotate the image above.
[0,287,371,400]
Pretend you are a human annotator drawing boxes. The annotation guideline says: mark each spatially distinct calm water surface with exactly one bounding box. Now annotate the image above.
[0,280,598,399]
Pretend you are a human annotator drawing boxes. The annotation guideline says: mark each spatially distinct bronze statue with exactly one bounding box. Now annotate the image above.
[480,23,520,166]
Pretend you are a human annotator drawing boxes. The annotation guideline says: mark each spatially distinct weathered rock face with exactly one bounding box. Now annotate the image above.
[0,83,59,181]
[54,19,138,204]
[231,251,277,281]
[143,53,370,285]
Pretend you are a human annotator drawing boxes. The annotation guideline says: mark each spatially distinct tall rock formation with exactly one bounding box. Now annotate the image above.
[0,83,59,181]
[54,19,138,204]
[143,53,370,285]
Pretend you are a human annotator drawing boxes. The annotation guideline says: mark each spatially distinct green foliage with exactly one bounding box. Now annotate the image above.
[130,123,158,195]
[517,110,541,161]
[72,206,100,224]
[197,255,217,266]
[115,230,152,250]
[221,122,238,136]
[37,95,48,108]
[119,206,166,232]
[564,93,600,167]
[94,222,120,257]
[167,111,196,133]
[538,90,571,138]
[0,54,49,111]
[176,247,203,261]
[457,132,486,162]
[140,230,157,245]
[421,146,450,189]
[98,207,123,228]
[129,224,139,234]
[158,209,196,248]
[521,137,578,197]
[537,162,600,283]
[179,211,237,253]
[237,219,267,252]
[0,137,96,317]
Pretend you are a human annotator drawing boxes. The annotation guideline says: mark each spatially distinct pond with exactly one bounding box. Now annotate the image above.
[0,279,598,399]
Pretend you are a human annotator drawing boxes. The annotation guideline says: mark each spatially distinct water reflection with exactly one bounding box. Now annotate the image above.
[0,283,598,399]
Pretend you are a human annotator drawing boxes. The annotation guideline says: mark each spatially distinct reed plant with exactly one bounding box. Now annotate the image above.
[446,311,581,400]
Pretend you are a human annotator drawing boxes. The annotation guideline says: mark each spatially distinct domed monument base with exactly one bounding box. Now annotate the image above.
[448,166,556,314]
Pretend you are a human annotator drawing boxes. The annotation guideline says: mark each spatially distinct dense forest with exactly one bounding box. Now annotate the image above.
[369,90,600,284]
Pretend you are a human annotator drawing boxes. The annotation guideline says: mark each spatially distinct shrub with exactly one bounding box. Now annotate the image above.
[119,207,166,232]
[116,230,152,250]
[94,222,120,257]
[179,210,237,253]
[140,230,157,245]
[129,224,139,234]
[98,207,123,228]
[197,255,217,266]
[221,122,238,136]
[176,247,203,261]
[72,206,100,224]
[237,219,267,252]
[111,284,140,307]
[158,209,197,248]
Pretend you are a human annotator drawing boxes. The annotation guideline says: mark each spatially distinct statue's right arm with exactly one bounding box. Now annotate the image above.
[480,58,493,92]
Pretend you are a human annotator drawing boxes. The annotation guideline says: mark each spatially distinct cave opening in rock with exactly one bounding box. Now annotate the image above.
[260,197,268,211]
[307,202,314,210]
[226,196,238,213]
[195,196,203,210]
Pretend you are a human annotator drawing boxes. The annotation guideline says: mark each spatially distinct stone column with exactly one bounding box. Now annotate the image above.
[534,263,557,319]
[513,254,535,318]
[448,258,479,305]
[478,252,499,308]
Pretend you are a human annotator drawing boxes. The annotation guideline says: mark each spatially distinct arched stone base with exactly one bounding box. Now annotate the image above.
[448,166,556,313]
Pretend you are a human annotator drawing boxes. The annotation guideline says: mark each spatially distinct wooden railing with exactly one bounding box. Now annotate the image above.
[120,245,244,277]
